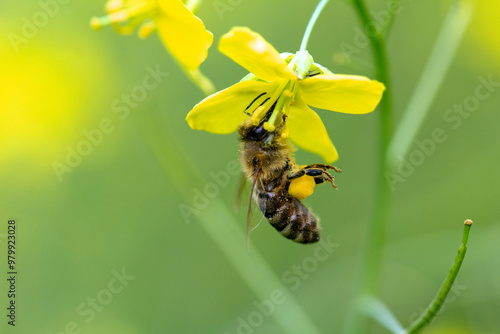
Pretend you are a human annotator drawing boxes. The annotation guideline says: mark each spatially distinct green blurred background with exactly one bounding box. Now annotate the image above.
[1,1,499,333]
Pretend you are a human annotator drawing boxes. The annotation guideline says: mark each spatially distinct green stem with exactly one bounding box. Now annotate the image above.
[299,0,330,51]
[405,220,473,334]
[344,0,393,333]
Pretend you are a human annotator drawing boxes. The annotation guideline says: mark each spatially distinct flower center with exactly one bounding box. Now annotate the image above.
[248,51,312,136]
[245,78,294,135]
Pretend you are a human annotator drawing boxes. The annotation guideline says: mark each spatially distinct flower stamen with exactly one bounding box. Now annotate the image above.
[251,80,289,125]
[138,20,156,39]
[263,122,275,132]
[250,97,271,124]
[281,126,289,139]
[260,52,313,130]
[283,89,294,98]
[106,0,124,13]
[267,80,293,128]
[90,2,156,31]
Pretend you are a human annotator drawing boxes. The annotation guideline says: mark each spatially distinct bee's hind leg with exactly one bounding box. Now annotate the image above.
[301,164,341,174]
[288,165,340,189]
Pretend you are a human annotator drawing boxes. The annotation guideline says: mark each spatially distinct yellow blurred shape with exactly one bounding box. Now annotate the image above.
[468,2,500,65]
[0,49,82,171]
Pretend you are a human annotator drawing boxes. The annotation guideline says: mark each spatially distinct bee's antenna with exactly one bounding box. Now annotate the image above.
[243,92,267,116]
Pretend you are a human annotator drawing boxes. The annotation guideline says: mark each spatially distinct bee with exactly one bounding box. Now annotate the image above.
[238,108,340,245]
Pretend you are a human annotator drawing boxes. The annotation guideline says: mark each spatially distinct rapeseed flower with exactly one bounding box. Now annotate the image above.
[186,27,385,162]
[91,0,214,94]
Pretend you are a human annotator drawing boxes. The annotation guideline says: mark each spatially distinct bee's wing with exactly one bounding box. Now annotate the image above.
[247,169,260,250]
[234,172,248,212]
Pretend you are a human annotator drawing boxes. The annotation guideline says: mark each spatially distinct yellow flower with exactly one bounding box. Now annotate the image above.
[186,27,386,162]
[90,0,214,94]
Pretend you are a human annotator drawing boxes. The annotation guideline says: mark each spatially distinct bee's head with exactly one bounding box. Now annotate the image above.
[238,101,286,144]
[247,123,268,141]
[238,120,271,142]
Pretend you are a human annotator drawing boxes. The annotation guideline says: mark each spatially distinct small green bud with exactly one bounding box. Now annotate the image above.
[294,50,314,79]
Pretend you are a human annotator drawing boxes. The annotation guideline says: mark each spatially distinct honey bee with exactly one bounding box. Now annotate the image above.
[238,108,340,244]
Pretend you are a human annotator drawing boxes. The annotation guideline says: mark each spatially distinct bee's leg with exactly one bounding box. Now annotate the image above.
[289,168,338,189]
[289,168,331,180]
[301,164,342,174]
[299,164,341,188]
[306,169,337,189]
[287,169,306,180]
[314,177,325,185]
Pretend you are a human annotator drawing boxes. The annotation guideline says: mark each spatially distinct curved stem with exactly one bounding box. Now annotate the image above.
[354,0,393,289]
[300,0,330,51]
[405,220,473,334]
[352,0,393,145]
[344,0,393,333]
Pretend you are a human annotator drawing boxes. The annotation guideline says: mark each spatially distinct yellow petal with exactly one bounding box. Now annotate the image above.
[186,80,279,134]
[288,175,316,200]
[299,74,385,114]
[218,27,295,82]
[156,0,213,70]
[287,93,338,163]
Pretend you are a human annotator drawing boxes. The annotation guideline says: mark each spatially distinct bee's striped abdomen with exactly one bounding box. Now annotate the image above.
[255,190,320,244]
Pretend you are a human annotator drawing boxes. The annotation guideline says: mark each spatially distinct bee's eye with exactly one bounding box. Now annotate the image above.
[248,124,268,141]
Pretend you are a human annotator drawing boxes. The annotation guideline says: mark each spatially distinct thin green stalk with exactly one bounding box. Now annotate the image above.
[386,0,473,169]
[344,0,393,333]
[137,107,322,334]
[344,2,473,333]
[405,220,473,334]
[300,0,330,51]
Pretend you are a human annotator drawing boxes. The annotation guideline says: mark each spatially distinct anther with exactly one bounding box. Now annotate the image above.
[106,0,124,12]
[138,20,155,39]
[281,127,289,139]
[263,122,275,132]
[90,11,127,30]
[90,17,102,30]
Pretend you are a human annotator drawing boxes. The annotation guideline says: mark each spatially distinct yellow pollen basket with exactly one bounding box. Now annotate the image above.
[288,175,316,200]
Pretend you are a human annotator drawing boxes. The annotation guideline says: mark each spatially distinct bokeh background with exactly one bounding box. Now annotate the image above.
[1,0,499,333]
